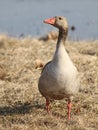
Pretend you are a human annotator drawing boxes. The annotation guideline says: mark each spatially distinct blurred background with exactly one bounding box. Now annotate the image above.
[0,0,98,40]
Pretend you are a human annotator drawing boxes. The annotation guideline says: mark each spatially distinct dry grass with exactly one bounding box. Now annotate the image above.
[0,34,98,130]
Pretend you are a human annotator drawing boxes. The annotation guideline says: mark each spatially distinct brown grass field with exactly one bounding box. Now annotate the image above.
[0,34,98,130]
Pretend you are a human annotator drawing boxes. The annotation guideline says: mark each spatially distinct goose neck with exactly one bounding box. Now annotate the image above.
[57,29,68,48]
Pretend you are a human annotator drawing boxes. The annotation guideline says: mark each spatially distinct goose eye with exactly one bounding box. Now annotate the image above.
[59,17,62,20]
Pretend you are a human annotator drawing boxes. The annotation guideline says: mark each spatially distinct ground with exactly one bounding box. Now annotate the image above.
[0,34,98,130]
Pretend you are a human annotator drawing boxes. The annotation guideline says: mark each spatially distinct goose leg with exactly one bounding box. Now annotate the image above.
[46,98,50,114]
[67,100,72,120]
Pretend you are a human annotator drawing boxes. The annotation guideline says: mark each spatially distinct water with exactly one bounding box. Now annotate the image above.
[0,0,98,40]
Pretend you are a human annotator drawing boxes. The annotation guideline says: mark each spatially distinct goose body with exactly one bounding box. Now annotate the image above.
[38,16,80,120]
[39,47,79,100]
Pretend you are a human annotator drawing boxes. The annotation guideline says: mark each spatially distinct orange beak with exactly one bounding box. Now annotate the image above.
[43,17,55,25]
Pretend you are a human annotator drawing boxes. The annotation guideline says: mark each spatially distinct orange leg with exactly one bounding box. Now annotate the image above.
[67,101,72,120]
[46,98,50,114]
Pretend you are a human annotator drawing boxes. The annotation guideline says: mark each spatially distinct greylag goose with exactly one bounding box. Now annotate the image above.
[38,16,80,120]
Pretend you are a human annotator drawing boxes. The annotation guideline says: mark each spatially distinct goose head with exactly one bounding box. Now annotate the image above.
[44,16,68,32]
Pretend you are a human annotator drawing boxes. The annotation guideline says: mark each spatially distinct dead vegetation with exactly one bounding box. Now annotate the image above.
[0,34,98,130]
